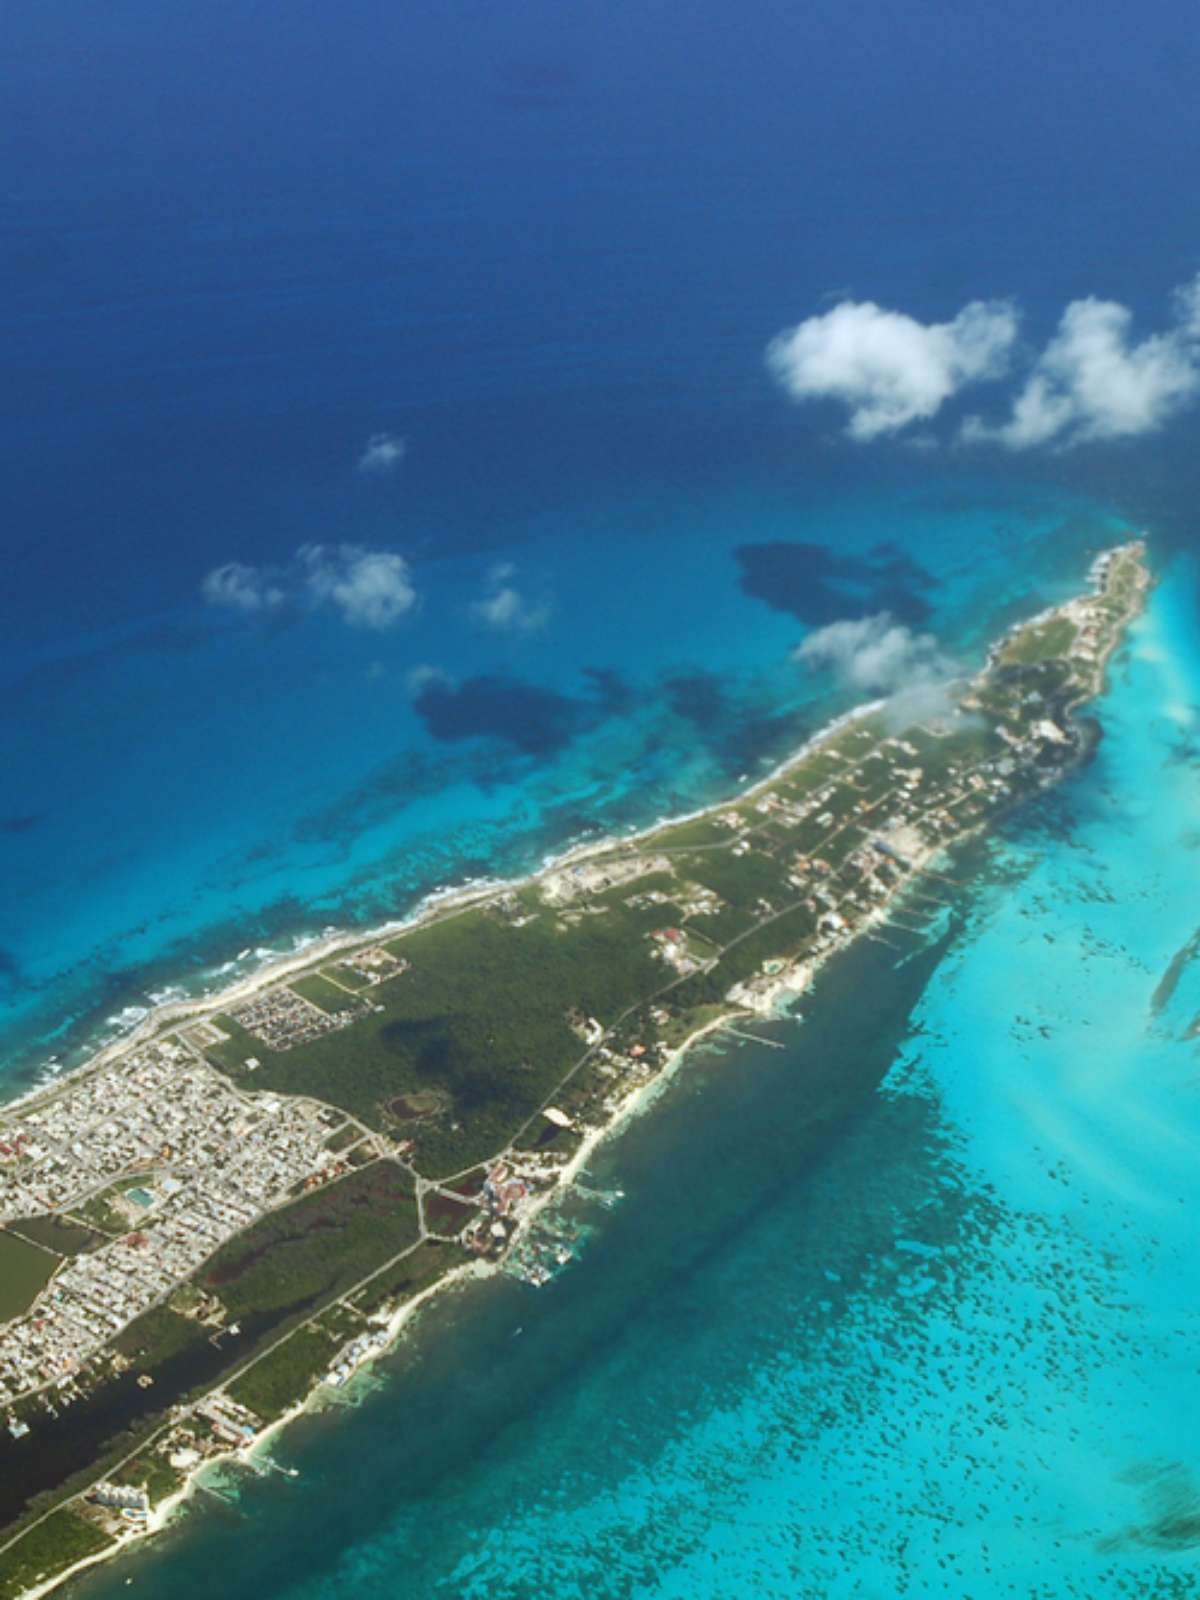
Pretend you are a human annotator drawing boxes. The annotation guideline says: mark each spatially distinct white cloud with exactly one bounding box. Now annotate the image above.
[301,544,417,629]
[767,298,1018,439]
[356,432,407,475]
[1172,273,1200,340]
[795,612,960,730]
[963,280,1200,448]
[469,562,552,634]
[404,663,454,699]
[201,561,284,612]
[202,544,417,629]
[796,612,943,692]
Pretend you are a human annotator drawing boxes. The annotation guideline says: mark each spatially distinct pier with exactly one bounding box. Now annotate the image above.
[722,1024,786,1050]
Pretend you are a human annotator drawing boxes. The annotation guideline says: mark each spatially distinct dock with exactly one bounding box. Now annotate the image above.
[722,1024,786,1050]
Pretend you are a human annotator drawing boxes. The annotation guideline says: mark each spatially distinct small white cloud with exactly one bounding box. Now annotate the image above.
[1173,273,1200,339]
[469,562,552,634]
[796,612,960,730]
[203,544,418,629]
[356,433,407,475]
[963,272,1200,448]
[767,297,1018,439]
[301,544,417,629]
[404,663,454,699]
[201,561,285,613]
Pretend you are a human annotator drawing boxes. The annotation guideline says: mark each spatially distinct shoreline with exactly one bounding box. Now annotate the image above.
[77,858,935,1583]
[0,538,1147,1600]
[0,697,884,1122]
[20,1009,745,1600]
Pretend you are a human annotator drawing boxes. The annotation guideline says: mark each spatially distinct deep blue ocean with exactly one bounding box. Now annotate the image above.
[5,0,1200,1593]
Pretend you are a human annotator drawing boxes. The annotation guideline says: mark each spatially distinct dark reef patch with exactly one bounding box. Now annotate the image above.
[413,674,596,757]
[580,665,637,716]
[663,670,726,728]
[0,813,44,834]
[664,669,807,777]
[734,539,939,626]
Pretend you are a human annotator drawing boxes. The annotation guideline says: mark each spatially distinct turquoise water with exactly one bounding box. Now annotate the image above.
[8,2,1200,1591]
[1,470,1121,1096]
[73,558,1200,1597]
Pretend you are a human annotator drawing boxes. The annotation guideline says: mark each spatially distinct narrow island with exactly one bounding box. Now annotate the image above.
[0,542,1148,1600]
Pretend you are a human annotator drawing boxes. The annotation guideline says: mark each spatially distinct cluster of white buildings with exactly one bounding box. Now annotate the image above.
[0,1040,355,1409]
[542,852,671,906]
[229,986,353,1051]
[322,1326,390,1387]
[2,1040,243,1216]
[648,926,702,975]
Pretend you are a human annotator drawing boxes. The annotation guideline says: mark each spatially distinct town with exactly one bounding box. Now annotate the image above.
[0,1040,372,1413]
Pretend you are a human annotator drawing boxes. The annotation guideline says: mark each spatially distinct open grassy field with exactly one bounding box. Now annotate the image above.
[0,1229,59,1321]
[5,1214,101,1258]
[290,973,366,1015]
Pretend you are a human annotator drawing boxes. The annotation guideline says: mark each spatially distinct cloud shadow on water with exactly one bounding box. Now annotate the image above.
[413,669,634,758]
[664,669,810,777]
[734,539,939,626]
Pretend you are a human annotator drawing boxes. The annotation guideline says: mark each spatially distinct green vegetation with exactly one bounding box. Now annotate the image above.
[199,602,1107,1185]
[290,974,365,1016]
[0,1510,114,1600]
[111,1447,184,1506]
[6,1214,101,1257]
[0,546,1146,1581]
[351,1239,455,1316]
[675,846,786,911]
[652,816,734,849]
[228,1324,338,1421]
[74,1184,130,1236]
[685,904,759,945]
[1001,614,1077,665]
[203,1161,420,1319]
[0,1402,200,1570]
[198,552,1143,1189]
[658,1002,730,1050]
[667,904,816,1012]
[115,1305,210,1370]
[327,961,371,992]
[0,1230,58,1321]
[209,895,685,1174]
[208,1012,274,1071]
[591,870,676,906]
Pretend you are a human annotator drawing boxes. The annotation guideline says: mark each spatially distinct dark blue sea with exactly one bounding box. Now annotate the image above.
[4,0,1200,1593]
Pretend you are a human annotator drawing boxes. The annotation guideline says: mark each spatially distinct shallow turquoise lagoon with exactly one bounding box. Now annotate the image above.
[71,557,1200,1598]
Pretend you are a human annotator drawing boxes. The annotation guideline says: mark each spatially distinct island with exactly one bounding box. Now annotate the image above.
[0,541,1148,1600]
